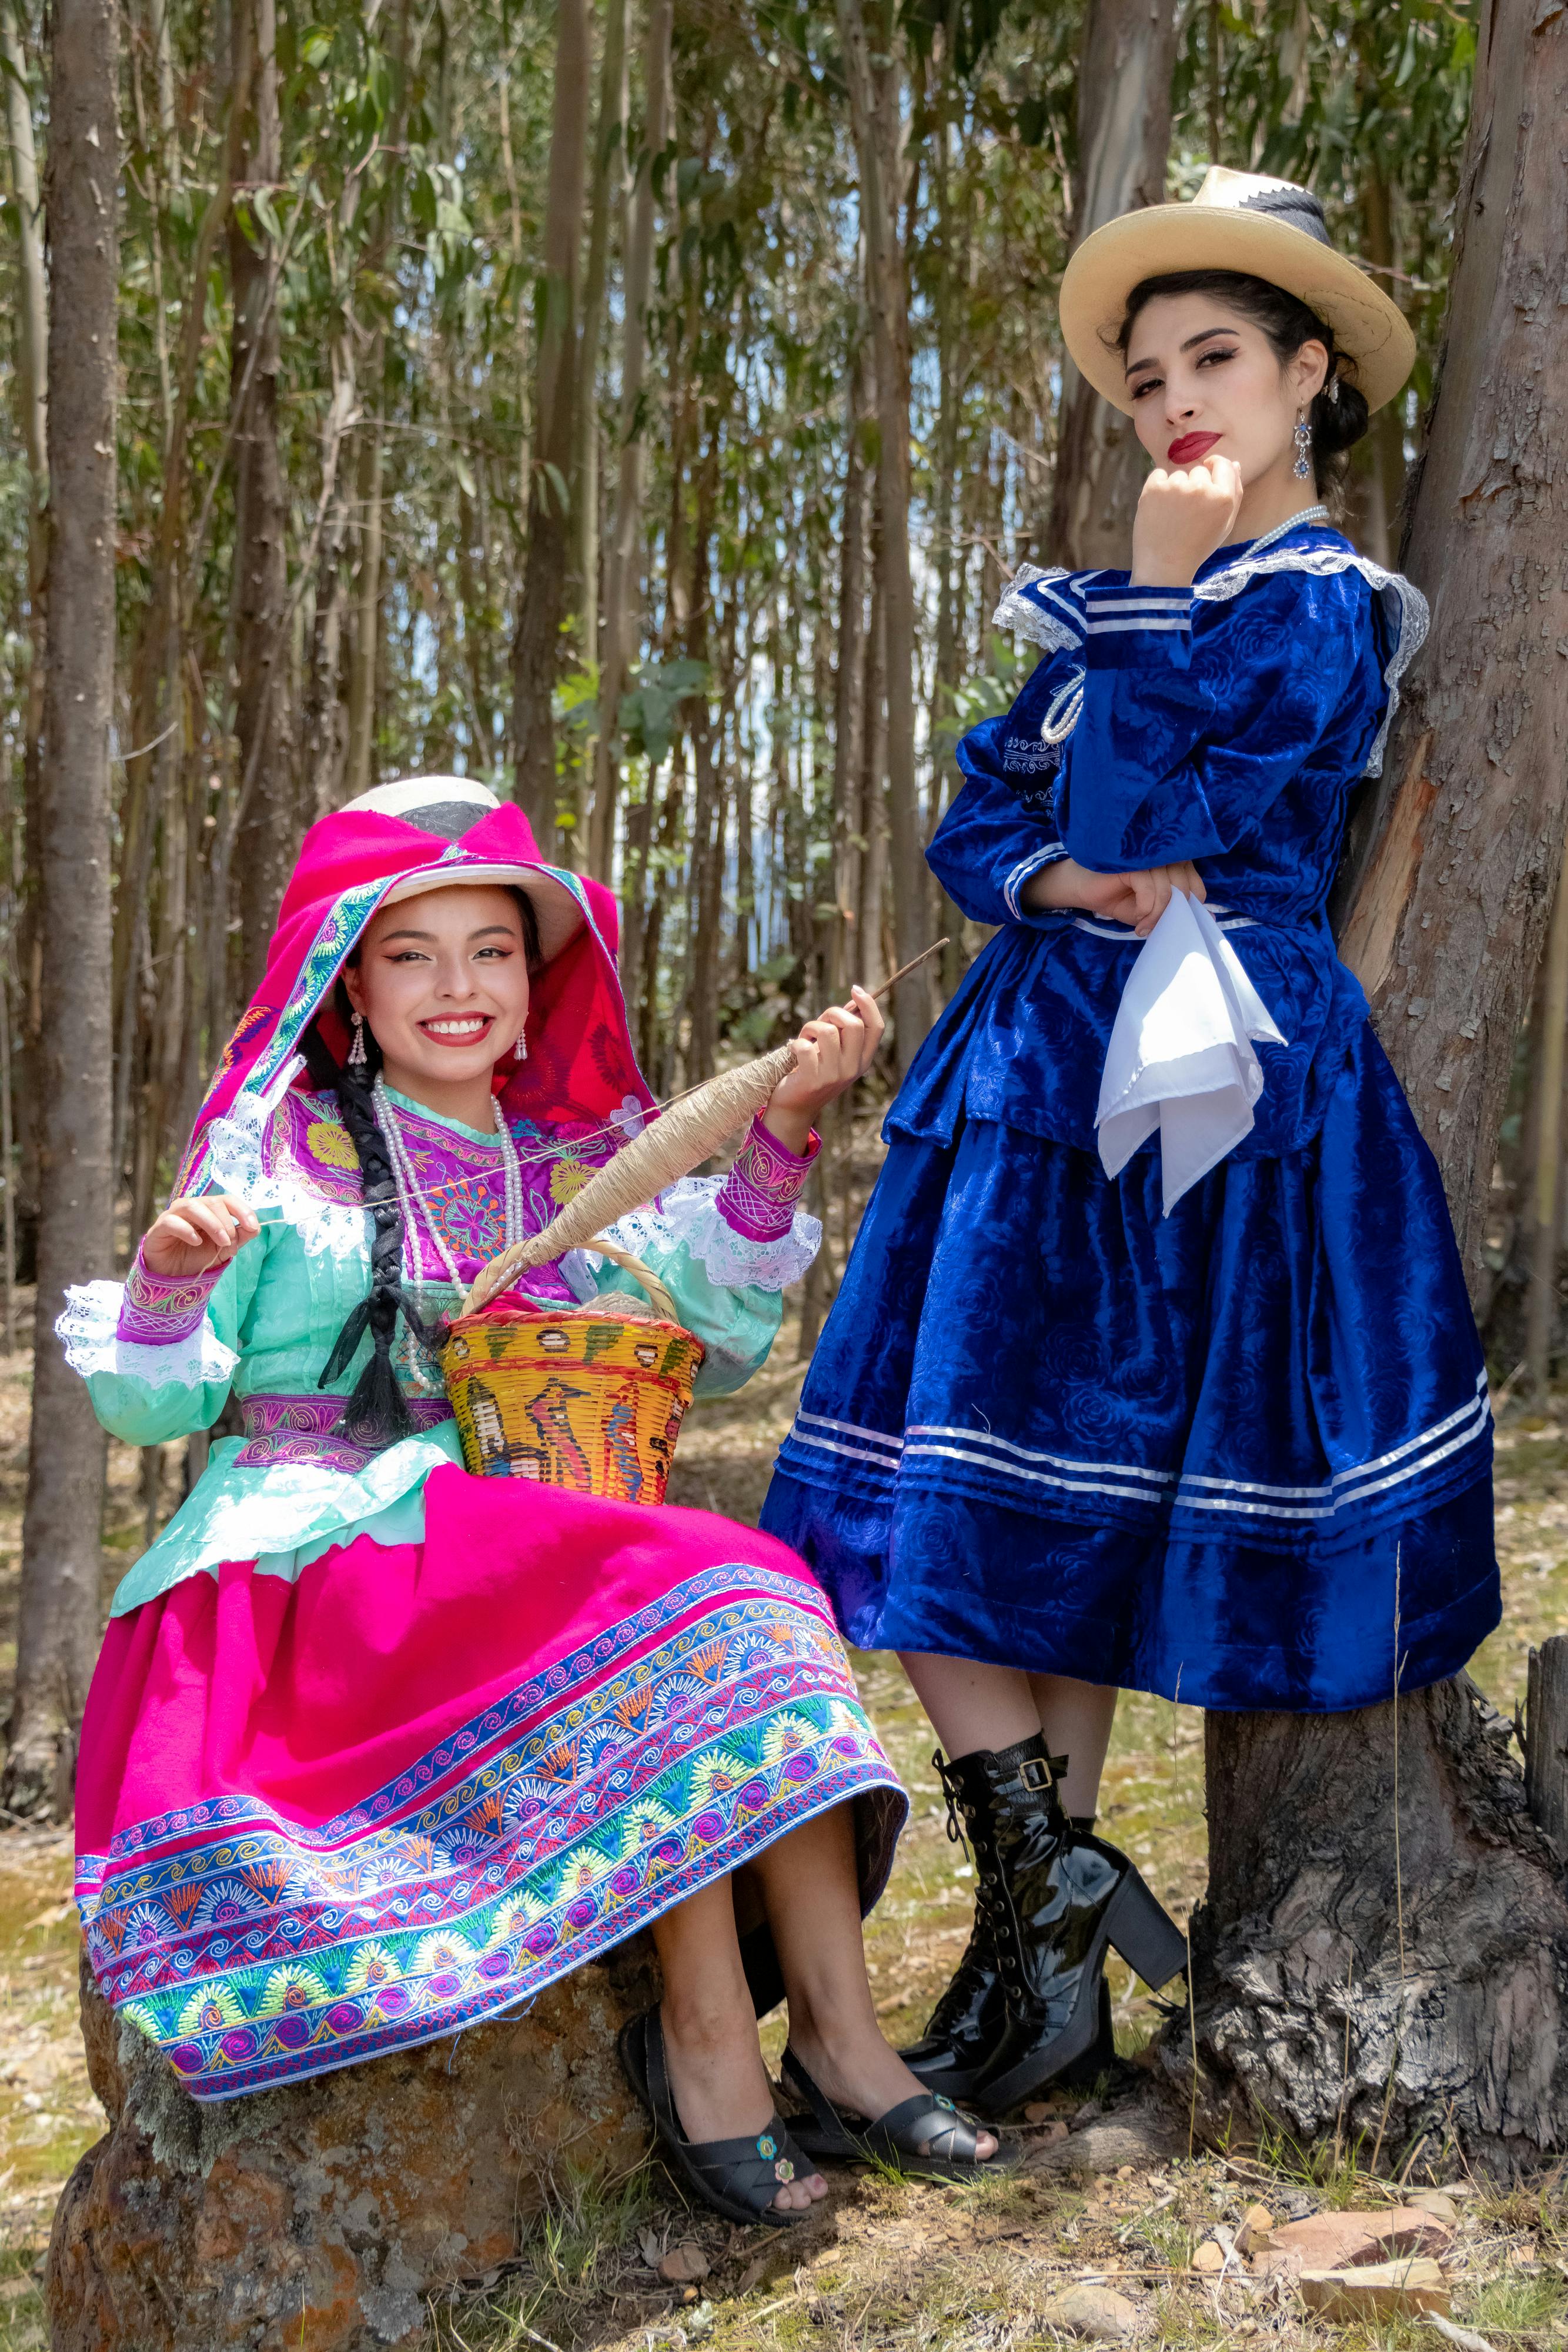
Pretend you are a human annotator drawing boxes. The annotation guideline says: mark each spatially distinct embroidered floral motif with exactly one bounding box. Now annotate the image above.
[77,1568,902,2102]
[716,1118,820,1243]
[305,1117,360,1174]
[549,1158,593,1205]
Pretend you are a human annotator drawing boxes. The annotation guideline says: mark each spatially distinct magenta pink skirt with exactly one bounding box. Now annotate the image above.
[76,1466,904,2100]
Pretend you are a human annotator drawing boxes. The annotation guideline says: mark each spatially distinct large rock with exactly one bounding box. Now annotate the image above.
[46,1940,658,2350]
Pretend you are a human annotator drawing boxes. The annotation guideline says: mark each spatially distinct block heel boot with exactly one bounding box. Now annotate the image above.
[902,1748,1126,2103]
[900,1749,1008,2101]
[957,1736,1188,2122]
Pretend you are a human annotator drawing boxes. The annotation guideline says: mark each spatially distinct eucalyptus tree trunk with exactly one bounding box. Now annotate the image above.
[1,0,47,1291]
[229,0,294,997]
[590,0,671,881]
[571,0,626,696]
[835,0,926,1071]
[344,377,385,801]
[4,0,119,1820]
[1175,0,1568,2171]
[511,0,590,842]
[828,329,870,1004]
[1047,0,1178,570]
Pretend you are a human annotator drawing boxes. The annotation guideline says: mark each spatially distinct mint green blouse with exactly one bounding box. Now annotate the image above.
[60,1087,818,1616]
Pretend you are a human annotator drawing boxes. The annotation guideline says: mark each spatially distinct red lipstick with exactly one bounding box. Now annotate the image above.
[1167,431,1221,465]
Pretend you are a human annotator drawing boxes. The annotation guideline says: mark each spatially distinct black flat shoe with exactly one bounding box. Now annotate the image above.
[779,2046,1001,2179]
[617,2007,816,2226]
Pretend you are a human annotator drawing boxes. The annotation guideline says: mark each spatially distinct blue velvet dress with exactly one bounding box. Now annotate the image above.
[761,517,1500,1712]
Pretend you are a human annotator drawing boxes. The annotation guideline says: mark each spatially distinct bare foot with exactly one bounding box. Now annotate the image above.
[787,2023,1001,2164]
[658,2002,828,2214]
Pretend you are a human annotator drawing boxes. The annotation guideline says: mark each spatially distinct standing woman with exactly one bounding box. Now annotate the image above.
[763,171,1500,2118]
[61,779,997,2216]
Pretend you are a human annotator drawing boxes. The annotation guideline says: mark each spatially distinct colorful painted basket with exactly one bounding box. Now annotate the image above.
[442,1303,706,1506]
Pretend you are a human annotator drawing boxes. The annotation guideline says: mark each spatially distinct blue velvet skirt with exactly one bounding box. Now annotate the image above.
[761,1025,1499,1712]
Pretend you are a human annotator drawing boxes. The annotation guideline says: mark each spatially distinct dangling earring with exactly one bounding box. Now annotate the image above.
[514,1031,529,1062]
[1293,408,1313,482]
[348,1011,367,1068]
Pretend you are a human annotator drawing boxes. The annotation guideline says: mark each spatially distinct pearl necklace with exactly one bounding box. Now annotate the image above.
[1242,503,1329,560]
[372,1074,524,1295]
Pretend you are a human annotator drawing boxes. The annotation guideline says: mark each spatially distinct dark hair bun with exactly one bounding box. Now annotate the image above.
[1312,374,1370,464]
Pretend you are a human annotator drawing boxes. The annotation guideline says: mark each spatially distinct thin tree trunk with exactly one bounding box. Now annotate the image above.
[511,0,590,841]
[828,329,870,1004]
[857,521,888,996]
[2,0,47,1291]
[345,377,385,801]
[572,0,626,684]
[1181,0,1568,2169]
[590,0,671,881]
[4,0,119,1820]
[229,0,293,998]
[1047,0,1178,570]
[835,0,925,1070]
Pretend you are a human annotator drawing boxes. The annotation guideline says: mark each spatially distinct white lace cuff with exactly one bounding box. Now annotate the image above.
[608,1177,821,1293]
[57,1281,239,1390]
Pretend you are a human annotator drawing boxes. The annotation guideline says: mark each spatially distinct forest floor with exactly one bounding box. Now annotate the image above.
[2,1294,1568,2349]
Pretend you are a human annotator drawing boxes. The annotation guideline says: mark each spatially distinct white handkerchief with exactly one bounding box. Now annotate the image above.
[1095,891,1286,1215]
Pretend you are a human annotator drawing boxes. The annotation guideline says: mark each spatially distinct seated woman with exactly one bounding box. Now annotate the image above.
[61,777,997,2220]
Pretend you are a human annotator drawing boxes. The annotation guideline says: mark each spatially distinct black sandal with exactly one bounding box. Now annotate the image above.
[780,2046,1002,2179]
[618,2007,817,2227]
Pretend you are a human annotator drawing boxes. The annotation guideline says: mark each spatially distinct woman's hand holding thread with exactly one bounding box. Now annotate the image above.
[141,1193,260,1279]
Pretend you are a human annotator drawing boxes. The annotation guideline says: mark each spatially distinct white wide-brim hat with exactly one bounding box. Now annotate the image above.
[1060,167,1415,418]
[342,777,584,962]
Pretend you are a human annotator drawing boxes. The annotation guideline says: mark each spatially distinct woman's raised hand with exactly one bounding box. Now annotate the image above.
[141,1193,260,1279]
[763,985,886,1154]
[1022,857,1206,937]
[1129,453,1243,587]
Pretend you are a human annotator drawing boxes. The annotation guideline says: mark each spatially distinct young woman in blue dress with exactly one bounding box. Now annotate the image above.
[763,169,1500,2119]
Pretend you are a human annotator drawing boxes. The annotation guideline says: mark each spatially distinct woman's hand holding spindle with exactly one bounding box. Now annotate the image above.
[763,985,885,1154]
[141,1193,261,1279]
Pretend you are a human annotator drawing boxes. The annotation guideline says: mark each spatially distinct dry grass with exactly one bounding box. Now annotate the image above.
[2,1298,1567,2348]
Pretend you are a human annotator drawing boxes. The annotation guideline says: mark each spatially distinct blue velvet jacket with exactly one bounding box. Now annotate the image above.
[895,518,1427,1158]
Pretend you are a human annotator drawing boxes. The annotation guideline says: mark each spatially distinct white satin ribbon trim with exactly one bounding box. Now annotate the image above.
[1095,890,1286,1214]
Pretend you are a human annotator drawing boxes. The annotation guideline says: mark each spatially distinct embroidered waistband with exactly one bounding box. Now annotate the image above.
[236,1391,453,1473]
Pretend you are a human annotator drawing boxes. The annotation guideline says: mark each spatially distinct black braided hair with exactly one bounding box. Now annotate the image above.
[302,883,542,1448]
[1112,268,1371,502]
[305,987,432,1447]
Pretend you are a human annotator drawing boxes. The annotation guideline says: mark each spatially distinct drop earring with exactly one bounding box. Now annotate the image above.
[348,1011,367,1068]
[514,1031,529,1062]
[1293,408,1313,482]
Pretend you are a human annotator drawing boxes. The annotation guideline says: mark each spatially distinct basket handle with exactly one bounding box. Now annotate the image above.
[580,1234,680,1325]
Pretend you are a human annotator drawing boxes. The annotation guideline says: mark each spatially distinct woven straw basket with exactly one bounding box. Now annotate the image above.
[442,1242,705,1506]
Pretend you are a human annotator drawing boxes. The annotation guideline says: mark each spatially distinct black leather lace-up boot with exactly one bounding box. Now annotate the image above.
[952,1734,1188,2120]
[899,1748,1008,2100]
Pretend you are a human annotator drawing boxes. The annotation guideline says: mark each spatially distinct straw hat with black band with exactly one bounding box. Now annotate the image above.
[1059,166,1415,418]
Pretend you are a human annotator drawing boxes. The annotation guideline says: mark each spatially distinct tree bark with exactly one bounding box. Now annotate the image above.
[835,0,926,1071]
[343,379,385,802]
[4,0,119,1820]
[1046,0,1178,571]
[1182,0,1568,2171]
[511,0,590,843]
[2,0,48,1295]
[229,0,293,998]
[571,0,626,694]
[589,0,671,881]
